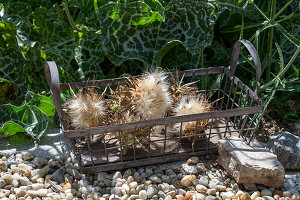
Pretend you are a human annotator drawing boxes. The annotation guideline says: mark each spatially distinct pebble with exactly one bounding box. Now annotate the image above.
[123,169,132,179]
[37,189,47,197]
[139,190,148,200]
[196,184,208,193]
[261,189,273,197]
[122,183,130,193]
[221,191,235,199]
[66,193,73,200]
[2,174,13,184]
[181,175,196,187]
[244,184,258,191]
[15,189,26,198]
[0,179,6,188]
[0,161,8,170]
[187,157,200,165]
[209,178,220,189]
[48,160,61,168]
[127,175,134,184]
[147,185,158,198]
[52,167,65,183]
[206,195,217,200]
[113,171,122,180]
[31,157,45,167]
[251,191,261,200]
[217,185,227,192]
[199,176,209,187]
[197,163,207,172]
[150,175,162,183]
[235,190,244,197]
[241,192,252,200]
[194,192,206,200]
[129,181,138,189]
[66,168,81,179]
[63,183,72,192]
[161,175,171,184]
[32,166,50,180]
[31,183,44,190]
[22,152,34,161]
[165,194,172,200]
[207,188,217,196]
[283,191,292,198]
[182,163,198,175]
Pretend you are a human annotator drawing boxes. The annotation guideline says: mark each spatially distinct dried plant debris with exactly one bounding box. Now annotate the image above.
[169,72,199,106]
[63,88,106,130]
[174,95,213,140]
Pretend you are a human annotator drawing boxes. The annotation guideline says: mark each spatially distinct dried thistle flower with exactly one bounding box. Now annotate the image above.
[174,95,213,140]
[64,88,106,130]
[130,70,172,120]
[168,72,199,115]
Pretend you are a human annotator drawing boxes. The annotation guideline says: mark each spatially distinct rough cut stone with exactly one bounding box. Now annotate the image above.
[267,132,300,170]
[218,136,284,187]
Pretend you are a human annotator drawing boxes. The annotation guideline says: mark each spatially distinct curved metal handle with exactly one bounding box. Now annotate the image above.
[230,39,261,95]
[44,61,63,120]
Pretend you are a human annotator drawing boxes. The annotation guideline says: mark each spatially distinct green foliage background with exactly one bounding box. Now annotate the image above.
[0,0,299,139]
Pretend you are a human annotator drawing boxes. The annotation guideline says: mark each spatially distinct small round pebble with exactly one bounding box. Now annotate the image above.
[187,157,200,165]
[283,191,292,198]
[261,189,273,197]
[139,190,148,200]
[241,192,251,200]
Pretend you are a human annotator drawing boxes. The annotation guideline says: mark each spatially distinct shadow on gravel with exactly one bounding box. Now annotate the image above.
[0,128,71,159]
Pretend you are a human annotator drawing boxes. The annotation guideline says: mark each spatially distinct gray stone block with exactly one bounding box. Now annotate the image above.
[267,132,300,170]
[218,136,285,187]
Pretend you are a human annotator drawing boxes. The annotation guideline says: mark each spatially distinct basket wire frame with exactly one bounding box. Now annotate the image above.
[44,40,264,173]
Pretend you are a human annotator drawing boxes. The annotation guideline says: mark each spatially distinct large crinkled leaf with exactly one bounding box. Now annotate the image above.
[75,33,105,80]
[72,0,165,26]
[0,47,27,96]
[1,1,37,47]
[25,91,55,117]
[34,6,73,43]
[97,0,218,67]
[0,104,49,139]
[214,0,258,20]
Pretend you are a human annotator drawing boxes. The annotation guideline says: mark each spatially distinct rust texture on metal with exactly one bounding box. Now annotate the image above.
[44,40,264,173]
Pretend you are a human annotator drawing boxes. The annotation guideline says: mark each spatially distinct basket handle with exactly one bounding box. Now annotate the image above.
[44,61,63,120]
[230,39,261,96]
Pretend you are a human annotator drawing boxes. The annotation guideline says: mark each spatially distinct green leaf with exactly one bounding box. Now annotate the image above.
[34,6,73,43]
[0,121,25,137]
[75,32,105,80]
[25,91,55,117]
[276,23,300,47]
[97,1,218,67]
[0,47,26,96]
[1,1,37,47]
[275,43,284,71]
[0,103,49,139]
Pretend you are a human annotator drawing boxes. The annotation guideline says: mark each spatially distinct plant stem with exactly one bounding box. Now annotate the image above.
[63,0,82,32]
[201,51,205,90]
[266,0,276,82]
[248,0,294,43]
[261,46,300,89]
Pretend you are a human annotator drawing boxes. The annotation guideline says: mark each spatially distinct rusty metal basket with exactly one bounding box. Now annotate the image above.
[44,40,263,173]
